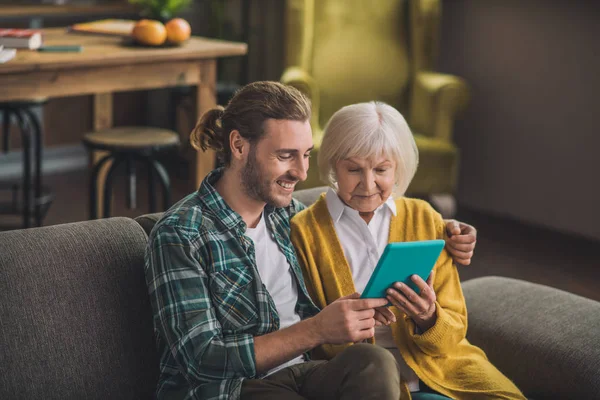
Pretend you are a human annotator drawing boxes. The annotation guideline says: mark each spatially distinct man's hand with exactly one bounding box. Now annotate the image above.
[312,293,388,344]
[374,306,396,326]
[254,294,385,374]
[444,219,477,265]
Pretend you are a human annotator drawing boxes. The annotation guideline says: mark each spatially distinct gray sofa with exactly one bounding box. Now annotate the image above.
[1,188,598,399]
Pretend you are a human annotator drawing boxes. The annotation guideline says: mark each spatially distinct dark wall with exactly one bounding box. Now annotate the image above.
[439,0,600,240]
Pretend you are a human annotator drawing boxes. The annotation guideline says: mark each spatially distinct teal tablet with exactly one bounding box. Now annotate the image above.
[361,240,445,299]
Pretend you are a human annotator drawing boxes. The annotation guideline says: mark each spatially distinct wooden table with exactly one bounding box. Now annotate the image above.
[0,4,137,19]
[0,28,247,215]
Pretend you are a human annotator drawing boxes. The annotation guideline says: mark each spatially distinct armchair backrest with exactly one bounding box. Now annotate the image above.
[285,0,441,128]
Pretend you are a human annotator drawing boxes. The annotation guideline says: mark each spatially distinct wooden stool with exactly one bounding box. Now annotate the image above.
[0,98,54,228]
[82,127,180,219]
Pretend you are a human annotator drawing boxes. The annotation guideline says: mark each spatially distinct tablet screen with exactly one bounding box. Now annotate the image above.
[361,240,445,299]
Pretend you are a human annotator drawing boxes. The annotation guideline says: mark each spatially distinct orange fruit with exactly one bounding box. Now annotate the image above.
[165,18,191,44]
[132,19,167,46]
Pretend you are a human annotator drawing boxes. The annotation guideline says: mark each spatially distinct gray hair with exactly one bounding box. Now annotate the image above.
[318,101,419,196]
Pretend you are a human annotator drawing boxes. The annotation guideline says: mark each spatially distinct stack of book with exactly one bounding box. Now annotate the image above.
[0,29,44,64]
[0,29,43,50]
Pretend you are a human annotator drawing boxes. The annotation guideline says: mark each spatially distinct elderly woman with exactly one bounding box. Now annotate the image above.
[290,102,525,400]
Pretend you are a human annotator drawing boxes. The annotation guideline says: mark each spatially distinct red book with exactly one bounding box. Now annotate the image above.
[0,29,43,49]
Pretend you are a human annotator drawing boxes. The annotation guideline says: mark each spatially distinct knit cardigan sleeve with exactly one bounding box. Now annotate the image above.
[290,214,327,309]
[399,212,468,357]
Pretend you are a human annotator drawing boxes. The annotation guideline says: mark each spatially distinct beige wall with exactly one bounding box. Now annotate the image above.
[439,0,600,241]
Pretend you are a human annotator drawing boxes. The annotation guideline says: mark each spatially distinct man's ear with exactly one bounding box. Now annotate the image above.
[229,130,248,161]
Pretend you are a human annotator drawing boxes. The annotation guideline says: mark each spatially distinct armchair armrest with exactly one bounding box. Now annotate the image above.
[281,66,322,136]
[462,276,600,399]
[409,71,469,141]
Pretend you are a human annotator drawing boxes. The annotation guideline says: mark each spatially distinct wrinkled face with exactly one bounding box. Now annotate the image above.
[334,155,396,213]
[241,119,313,207]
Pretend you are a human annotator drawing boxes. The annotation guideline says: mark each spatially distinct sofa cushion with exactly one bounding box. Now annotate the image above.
[0,218,159,399]
[463,276,600,399]
[292,186,328,208]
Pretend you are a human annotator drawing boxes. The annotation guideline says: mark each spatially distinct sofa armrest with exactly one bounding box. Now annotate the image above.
[462,276,600,399]
[409,71,469,141]
[135,212,164,236]
[281,66,322,139]
[0,217,159,398]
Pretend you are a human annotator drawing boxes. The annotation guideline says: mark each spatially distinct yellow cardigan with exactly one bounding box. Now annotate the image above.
[290,194,525,400]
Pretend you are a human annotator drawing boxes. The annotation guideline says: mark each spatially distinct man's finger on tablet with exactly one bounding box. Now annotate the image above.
[338,292,361,301]
[355,308,376,321]
[375,306,396,323]
[352,298,389,310]
[373,312,385,325]
[374,310,392,325]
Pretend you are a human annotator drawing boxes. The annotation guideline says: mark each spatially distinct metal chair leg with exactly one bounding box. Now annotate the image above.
[14,110,32,228]
[150,159,171,211]
[102,155,125,219]
[89,153,113,220]
[10,183,18,210]
[146,157,157,213]
[22,107,44,226]
[2,108,11,153]
[126,155,137,209]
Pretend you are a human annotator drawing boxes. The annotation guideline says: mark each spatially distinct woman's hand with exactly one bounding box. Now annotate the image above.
[386,271,437,332]
[444,219,477,265]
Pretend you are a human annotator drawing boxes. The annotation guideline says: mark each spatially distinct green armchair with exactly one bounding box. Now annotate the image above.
[281,0,470,195]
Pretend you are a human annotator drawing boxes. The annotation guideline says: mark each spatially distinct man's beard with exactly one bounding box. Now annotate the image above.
[240,147,292,208]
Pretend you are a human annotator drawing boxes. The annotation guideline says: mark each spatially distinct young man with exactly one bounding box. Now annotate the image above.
[145,81,477,400]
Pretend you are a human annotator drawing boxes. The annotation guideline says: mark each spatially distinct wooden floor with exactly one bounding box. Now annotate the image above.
[2,167,599,302]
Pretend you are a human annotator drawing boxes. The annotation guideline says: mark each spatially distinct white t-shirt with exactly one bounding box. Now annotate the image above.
[325,188,421,392]
[245,213,305,376]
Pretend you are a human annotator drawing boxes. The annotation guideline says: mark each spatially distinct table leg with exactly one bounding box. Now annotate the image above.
[191,59,217,191]
[92,92,113,218]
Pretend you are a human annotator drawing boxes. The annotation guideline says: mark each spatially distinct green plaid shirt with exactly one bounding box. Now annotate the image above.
[145,168,320,400]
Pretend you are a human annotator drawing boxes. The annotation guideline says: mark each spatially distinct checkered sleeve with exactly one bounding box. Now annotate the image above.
[145,222,257,383]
